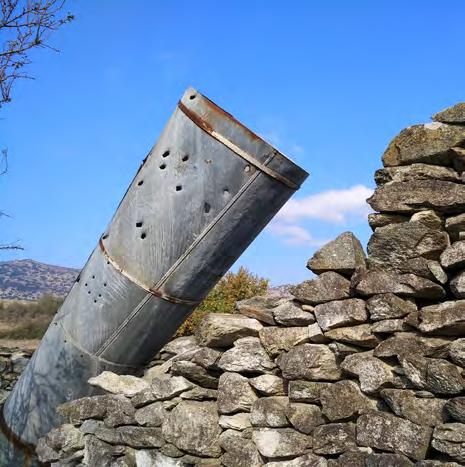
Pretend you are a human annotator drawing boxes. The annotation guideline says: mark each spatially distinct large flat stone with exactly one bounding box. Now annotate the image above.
[432,423,465,463]
[375,163,461,184]
[433,102,465,123]
[217,372,257,414]
[252,428,312,458]
[366,293,417,321]
[250,396,289,428]
[418,300,465,335]
[259,326,310,357]
[314,298,367,331]
[292,272,351,305]
[313,423,357,455]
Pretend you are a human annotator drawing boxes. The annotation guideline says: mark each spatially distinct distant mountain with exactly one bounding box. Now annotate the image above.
[268,284,294,296]
[0,259,79,300]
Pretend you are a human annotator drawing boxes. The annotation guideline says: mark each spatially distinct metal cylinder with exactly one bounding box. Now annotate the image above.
[3,88,308,444]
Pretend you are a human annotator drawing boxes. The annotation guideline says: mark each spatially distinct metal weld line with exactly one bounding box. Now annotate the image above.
[178,101,299,190]
[96,157,272,357]
[98,238,200,306]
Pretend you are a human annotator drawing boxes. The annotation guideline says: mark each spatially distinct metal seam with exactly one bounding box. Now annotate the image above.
[95,156,273,357]
[99,238,201,306]
[178,101,299,190]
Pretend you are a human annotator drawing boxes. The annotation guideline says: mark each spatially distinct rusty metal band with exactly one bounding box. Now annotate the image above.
[98,238,201,306]
[178,101,299,190]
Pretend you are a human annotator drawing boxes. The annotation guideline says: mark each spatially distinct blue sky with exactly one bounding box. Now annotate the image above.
[1,1,465,285]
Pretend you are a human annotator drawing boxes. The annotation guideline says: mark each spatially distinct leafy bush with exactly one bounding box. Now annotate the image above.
[176,267,269,336]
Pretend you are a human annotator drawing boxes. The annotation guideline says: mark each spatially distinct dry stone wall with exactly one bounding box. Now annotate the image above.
[36,102,465,466]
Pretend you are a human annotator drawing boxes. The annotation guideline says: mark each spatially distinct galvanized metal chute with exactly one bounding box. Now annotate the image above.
[3,88,309,445]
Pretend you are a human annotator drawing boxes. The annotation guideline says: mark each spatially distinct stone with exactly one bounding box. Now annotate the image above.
[249,374,286,396]
[449,338,465,366]
[36,424,84,463]
[288,380,330,403]
[160,443,184,458]
[132,376,193,407]
[273,300,315,326]
[252,427,312,458]
[307,232,366,276]
[219,413,252,430]
[324,324,379,348]
[170,361,219,388]
[95,426,163,448]
[440,241,465,269]
[418,300,465,335]
[450,271,465,298]
[380,389,447,426]
[341,351,395,393]
[236,295,280,325]
[285,403,325,434]
[357,411,432,460]
[416,462,461,467]
[82,436,124,467]
[365,453,414,466]
[80,419,103,434]
[375,164,461,185]
[314,298,367,331]
[88,371,149,397]
[367,222,449,278]
[372,319,409,333]
[353,270,445,299]
[432,423,465,463]
[217,372,257,414]
[373,332,449,358]
[291,272,351,305]
[180,386,218,401]
[445,397,465,423]
[265,453,328,466]
[134,450,184,467]
[250,396,289,427]
[57,395,115,423]
[308,322,328,343]
[446,213,465,241]
[190,347,222,370]
[259,327,310,357]
[163,335,199,356]
[381,122,465,167]
[410,209,445,229]
[277,344,342,381]
[368,213,409,230]
[218,336,276,373]
[427,260,448,284]
[367,293,417,321]
[328,341,361,358]
[320,380,374,421]
[313,423,357,455]
[134,401,167,427]
[368,180,465,215]
[219,429,263,467]
[425,358,464,394]
[162,401,221,457]
[195,313,263,348]
[433,102,465,123]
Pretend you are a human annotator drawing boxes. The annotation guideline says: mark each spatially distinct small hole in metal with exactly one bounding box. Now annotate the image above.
[104,283,107,287]
[182,155,189,162]
[162,150,170,158]
[92,275,95,279]
[98,294,102,297]
[102,233,109,239]
[94,299,97,303]
[138,180,144,186]
[224,188,229,195]
[176,185,182,191]
[88,291,91,294]
[136,221,143,228]
[141,232,147,239]
[84,283,88,287]
[204,202,211,213]
[160,163,166,170]
[189,94,196,100]
[64,339,67,343]
[244,165,251,173]
[107,260,110,265]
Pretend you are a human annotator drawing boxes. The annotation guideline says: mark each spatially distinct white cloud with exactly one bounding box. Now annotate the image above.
[277,185,373,224]
[268,222,326,246]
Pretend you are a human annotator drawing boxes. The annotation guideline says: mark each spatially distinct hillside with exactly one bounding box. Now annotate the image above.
[0,259,79,300]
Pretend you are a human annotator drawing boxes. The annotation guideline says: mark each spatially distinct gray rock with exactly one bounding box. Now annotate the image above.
[288,380,330,403]
[313,423,357,455]
[265,453,327,466]
[341,351,395,393]
[285,403,325,434]
[440,241,465,269]
[132,376,193,407]
[82,436,124,467]
[381,122,465,167]
[80,419,103,434]
[418,300,465,335]
[357,411,432,460]
[372,319,409,333]
[95,426,163,448]
[367,294,416,321]
[368,213,409,230]
[134,450,184,467]
[179,386,218,401]
[218,336,276,373]
[308,322,328,343]
[432,423,465,462]
[446,213,465,241]
[427,260,449,284]
[449,338,465,366]
[36,424,84,463]
[365,453,414,467]
[328,341,362,358]
[277,344,341,381]
[162,401,221,457]
[252,427,312,458]
[259,326,310,357]
[134,401,167,427]
[375,164,461,185]
[445,397,465,423]
[190,347,222,370]
[373,332,450,358]
[219,429,263,467]
[353,270,445,299]
[433,102,465,123]
[380,389,447,426]
[236,294,282,325]
[273,300,315,326]
[195,313,263,348]
[249,374,286,396]
[314,298,367,331]
[410,210,444,229]
[320,380,375,421]
[307,232,366,276]
[219,413,251,430]
[291,272,351,305]
[324,324,379,348]
[88,371,150,397]
[162,335,199,356]
[217,372,257,414]
[368,180,465,215]
[416,461,461,467]
[57,395,123,424]
[170,360,218,388]
[250,396,289,427]
[450,270,465,298]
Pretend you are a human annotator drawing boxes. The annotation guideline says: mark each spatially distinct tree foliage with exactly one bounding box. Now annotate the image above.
[176,267,269,336]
